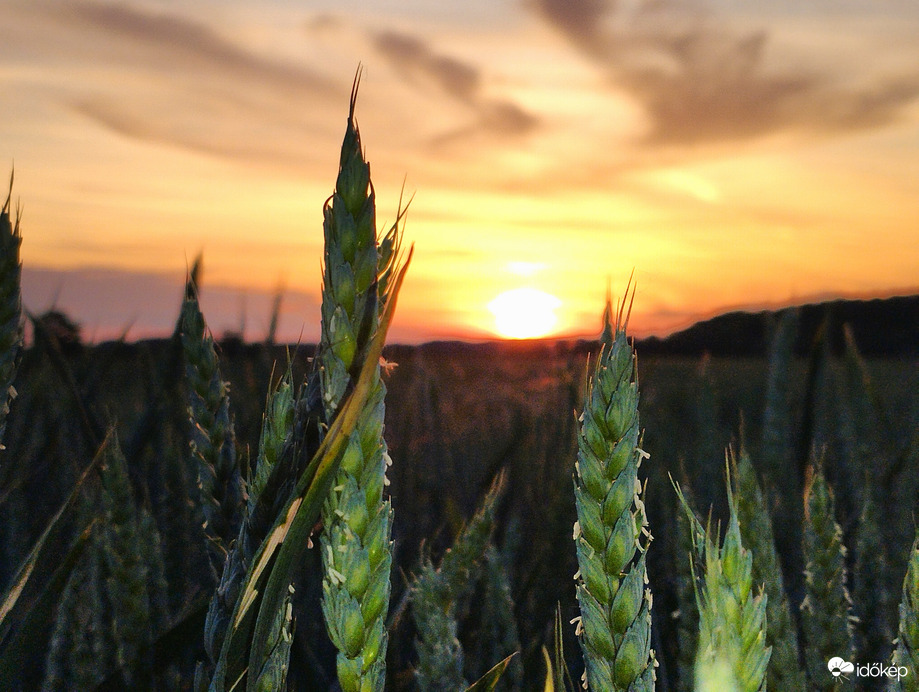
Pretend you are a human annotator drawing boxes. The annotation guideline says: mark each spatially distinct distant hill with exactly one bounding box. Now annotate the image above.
[636,294,919,358]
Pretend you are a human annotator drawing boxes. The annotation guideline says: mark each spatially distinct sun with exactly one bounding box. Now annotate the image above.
[488,288,562,339]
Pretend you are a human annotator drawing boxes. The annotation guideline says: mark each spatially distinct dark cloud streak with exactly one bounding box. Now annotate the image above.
[372,29,538,141]
[375,31,479,101]
[35,1,340,168]
[68,1,335,96]
[529,0,919,146]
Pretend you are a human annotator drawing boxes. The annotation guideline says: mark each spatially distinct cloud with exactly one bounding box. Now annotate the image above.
[529,0,919,146]
[70,92,320,170]
[24,1,342,168]
[67,1,335,97]
[371,29,538,141]
[374,31,479,101]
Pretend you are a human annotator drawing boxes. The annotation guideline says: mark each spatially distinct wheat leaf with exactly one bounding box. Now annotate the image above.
[464,653,517,692]
[203,250,409,690]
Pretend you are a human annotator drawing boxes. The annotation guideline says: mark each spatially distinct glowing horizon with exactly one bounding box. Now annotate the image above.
[3,0,918,344]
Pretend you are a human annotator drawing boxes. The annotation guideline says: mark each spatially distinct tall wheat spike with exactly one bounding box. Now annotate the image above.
[732,449,805,690]
[41,499,102,691]
[411,475,506,691]
[471,545,523,689]
[757,308,804,607]
[0,174,22,449]
[841,328,897,667]
[572,287,655,691]
[853,491,894,670]
[891,535,919,692]
[680,474,771,692]
[181,289,243,568]
[202,368,297,675]
[248,583,295,692]
[800,465,854,691]
[98,430,152,686]
[673,482,700,692]
[318,73,397,692]
[43,435,165,690]
[241,368,297,563]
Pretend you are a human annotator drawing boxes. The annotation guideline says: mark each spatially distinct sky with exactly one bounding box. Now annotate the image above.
[2,0,918,343]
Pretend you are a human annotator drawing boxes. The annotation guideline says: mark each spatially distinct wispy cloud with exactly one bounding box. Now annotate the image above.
[20,1,342,168]
[67,2,334,93]
[529,0,919,146]
[371,29,538,143]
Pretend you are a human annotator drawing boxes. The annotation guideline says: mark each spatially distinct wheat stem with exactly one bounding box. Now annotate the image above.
[673,483,700,692]
[572,288,655,691]
[97,431,152,686]
[689,473,771,692]
[411,475,505,691]
[318,74,396,692]
[181,292,243,568]
[892,536,919,692]
[732,449,805,690]
[800,465,854,691]
[0,173,22,449]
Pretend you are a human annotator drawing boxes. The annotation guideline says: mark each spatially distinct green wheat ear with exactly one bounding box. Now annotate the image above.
[732,449,805,690]
[800,464,854,692]
[411,474,506,691]
[318,71,402,692]
[180,286,244,569]
[572,283,656,691]
[42,497,103,692]
[202,366,297,673]
[673,480,700,692]
[97,430,155,687]
[0,172,22,448]
[891,535,919,692]
[677,470,771,692]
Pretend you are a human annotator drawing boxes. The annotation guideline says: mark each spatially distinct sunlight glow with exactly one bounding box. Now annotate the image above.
[506,261,545,277]
[488,288,562,339]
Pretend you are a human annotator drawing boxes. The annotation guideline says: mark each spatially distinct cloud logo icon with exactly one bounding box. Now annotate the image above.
[827,657,855,677]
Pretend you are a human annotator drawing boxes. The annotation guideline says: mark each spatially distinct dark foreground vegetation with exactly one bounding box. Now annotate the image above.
[1,295,917,690]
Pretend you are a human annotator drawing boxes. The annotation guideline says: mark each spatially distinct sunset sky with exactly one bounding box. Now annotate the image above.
[2,0,918,343]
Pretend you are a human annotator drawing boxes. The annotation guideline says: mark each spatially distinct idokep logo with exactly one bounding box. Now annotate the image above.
[827,657,854,677]
[828,656,909,681]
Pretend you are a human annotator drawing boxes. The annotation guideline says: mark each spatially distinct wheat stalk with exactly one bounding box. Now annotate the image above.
[318,73,398,692]
[97,430,153,686]
[800,464,854,691]
[42,499,102,691]
[411,474,505,691]
[732,449,805,690]
[757,309,804,610]
[473,545,523,688]
[0,173,22,449]
[673,482,700,692]
[203,368,298,674]
[840,329,898,668]
[892,535,919,692]
[181,290,243,568]
[572,287,656,691]
[681,472,771,692]
[853,490,895,670]
[248,583,295,691]
[238,365,302,564]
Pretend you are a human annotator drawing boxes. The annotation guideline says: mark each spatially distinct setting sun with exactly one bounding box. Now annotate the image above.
[488,288,563,339]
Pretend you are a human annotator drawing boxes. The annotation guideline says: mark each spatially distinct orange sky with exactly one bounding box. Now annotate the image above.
[3,0,919,343]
